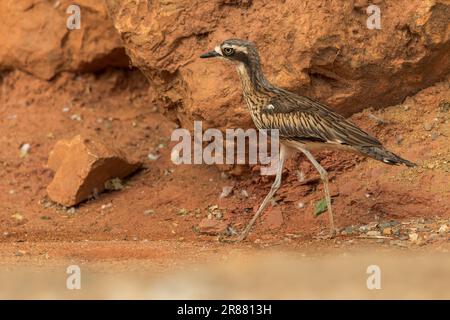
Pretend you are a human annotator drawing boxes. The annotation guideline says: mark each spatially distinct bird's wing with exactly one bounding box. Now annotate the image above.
[261,93,382,147]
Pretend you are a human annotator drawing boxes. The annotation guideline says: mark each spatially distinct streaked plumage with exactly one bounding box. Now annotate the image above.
[201,39,415,241]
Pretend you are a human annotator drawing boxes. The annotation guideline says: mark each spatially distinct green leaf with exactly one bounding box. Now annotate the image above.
[314,198,328,217]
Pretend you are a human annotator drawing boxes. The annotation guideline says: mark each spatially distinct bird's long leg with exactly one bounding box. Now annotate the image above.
[298,148,336,236]
[225,144,287,242]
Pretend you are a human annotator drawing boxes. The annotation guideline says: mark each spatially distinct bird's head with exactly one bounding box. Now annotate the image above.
[200,39,259,66]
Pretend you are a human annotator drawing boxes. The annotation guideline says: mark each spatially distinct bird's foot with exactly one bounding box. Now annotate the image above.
[218,232,247,243]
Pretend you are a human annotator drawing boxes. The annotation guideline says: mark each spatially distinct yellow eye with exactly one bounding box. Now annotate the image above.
[223,47,234,56]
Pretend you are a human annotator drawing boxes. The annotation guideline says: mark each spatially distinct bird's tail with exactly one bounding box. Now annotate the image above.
[357,146,416,167]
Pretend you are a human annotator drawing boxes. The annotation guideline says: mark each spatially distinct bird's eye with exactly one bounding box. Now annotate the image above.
[223,47,234,56]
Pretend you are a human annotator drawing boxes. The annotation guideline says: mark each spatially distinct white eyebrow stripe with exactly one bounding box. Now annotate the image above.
[214,45,223,56]
[233,45,248,54]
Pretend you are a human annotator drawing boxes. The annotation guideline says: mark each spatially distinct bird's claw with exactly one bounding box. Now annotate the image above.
[218,233,246,243]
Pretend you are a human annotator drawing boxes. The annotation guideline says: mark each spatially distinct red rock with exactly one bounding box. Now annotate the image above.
[105,0,450,132]
[47,135,141,207]
[197,218,229,235]
[0,1,128,80]
[264,206,284,230]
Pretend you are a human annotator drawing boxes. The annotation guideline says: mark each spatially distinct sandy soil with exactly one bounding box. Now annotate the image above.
[0,69,449,299]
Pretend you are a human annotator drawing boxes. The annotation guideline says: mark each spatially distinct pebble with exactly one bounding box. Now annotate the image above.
[438,224,448,234]
[177,208,189,216]
[409,232,419,243]
[144,209,155,216]
[359,225,369,233]
[220,186,234,199]
[344,226,356,235]
[148,153,160,161]
[424,123,433,131]
[367,230,381,237]
[427,233,439,242]
[70,114,82,121]
[11,213,24,221]
[15,250,26,257]
[19,143,31,157]
[104,178,124,191]
[220,172,229,179]
[101,203,112,210]
[431,132,440,140]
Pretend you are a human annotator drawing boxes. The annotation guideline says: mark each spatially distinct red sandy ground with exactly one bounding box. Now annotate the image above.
[0,69,449,276]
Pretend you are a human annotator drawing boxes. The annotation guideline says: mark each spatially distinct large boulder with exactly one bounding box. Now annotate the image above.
[105,0,450,130]
[0,0,128,80]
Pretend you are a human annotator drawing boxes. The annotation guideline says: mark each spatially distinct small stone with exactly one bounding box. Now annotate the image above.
[15,250,26,257]
[19,143,31,157]
[297,202,305,209]
[163,168,174,175]
[177,208,189,216]
[431,132,440,140]
[367,230,381,237]
[424,122,433,131]
[427,233,439,242]
[296,170,306,183]
[439,101,450,112]
[144,209,155,216]
[101,203,112,210]
[104,178,124,191]
[366,222,378,230]
[438,224,448,234]
[70,114,82,121]
[66,207,76,214]
[409,232,419,243]
[264,207,284,230]
[382,227,392,235]
[220,186,234,199]
[378,222,392,229]
[147,153,160,161]
[197,218,229,235]
[240,190,249,198]
[220,172,229,179]
[11,213,24,221]
[344,226,355,235]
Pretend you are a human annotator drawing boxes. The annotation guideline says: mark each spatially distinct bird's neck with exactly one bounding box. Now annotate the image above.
[236,60,273,99]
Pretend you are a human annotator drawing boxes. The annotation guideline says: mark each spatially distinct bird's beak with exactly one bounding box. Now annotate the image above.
[200,50,221,59]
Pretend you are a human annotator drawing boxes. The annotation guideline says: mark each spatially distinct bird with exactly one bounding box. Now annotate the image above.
[200,39,416,242]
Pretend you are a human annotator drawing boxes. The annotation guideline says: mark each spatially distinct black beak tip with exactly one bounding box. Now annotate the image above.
[200,51,219,59]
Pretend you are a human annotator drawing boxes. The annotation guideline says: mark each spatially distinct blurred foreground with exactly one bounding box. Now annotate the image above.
[1,241,449,299]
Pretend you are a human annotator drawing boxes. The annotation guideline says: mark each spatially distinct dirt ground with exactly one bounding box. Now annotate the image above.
[0,68,449,299]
